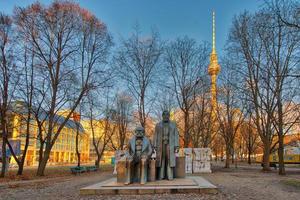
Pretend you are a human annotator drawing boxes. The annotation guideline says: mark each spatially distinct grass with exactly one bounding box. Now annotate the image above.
[0,163,113,183]
[281,179,300,189]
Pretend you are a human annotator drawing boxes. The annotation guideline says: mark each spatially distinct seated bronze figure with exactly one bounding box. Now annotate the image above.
[124,126,152,185]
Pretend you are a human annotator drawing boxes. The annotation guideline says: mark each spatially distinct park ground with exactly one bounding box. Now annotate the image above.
[0,162,299,200]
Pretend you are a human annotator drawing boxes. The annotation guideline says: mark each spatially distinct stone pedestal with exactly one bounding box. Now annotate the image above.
[113,150,127,175]
[116,161,126,183]
[175,156,186,178]
[148,159,156,182]
[80,176,218,195]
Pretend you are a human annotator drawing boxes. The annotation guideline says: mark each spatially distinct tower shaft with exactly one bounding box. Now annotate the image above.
[208,11,220,134]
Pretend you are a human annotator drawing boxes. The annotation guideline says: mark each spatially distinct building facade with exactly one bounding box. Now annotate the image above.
[81,119,118,164]
[5,102,89,166]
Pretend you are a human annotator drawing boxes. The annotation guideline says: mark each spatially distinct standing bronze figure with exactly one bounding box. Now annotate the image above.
[124,126,152,185]
[153,110,179,180]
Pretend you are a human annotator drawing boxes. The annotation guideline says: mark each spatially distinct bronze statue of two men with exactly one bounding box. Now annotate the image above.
[124,110,179,185]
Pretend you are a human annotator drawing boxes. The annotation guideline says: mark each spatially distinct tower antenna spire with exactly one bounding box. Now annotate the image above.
[212,11,216,54]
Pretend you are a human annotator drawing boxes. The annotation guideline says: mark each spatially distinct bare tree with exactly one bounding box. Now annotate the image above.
[153,87,176,118]
[14,2,112,176]
[227,5,300,173]
[73,10,113,167]
[270,0,300,31]
[164,37,209,147]
[211,134,225,161]
[190,85,212,148]
[227,12,277,171]
[0,13,19,177]
[217,58,247,168]
[86,92,115,168]
[115,26,163,129]
[7,42,35,175]
[258,4,300,175]
[240,118,260,164]
[110,92,133,150]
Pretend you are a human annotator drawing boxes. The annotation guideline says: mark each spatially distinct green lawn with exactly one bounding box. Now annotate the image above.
[281,179,300,189]
[0,163,113,183]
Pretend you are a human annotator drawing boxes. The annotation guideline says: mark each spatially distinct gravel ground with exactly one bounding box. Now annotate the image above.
[0,163,299,200]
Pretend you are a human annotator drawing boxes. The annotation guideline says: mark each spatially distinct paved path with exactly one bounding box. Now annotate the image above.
[0,164,299,200]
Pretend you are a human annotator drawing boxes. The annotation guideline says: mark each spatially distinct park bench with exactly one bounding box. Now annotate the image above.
[86,165,98,172]
[70,166,87,174]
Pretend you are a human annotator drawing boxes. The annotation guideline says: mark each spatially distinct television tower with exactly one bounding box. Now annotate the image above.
[208,11,220,133]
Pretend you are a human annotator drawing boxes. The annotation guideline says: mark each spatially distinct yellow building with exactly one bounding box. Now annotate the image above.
[6,102,89,166]
[81,119,115,164]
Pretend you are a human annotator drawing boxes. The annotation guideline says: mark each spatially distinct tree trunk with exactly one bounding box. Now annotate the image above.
[278,135,285,175]
[231,143,234,164]
[36,150,50,176]
[95,145,105,169]
[184,111,189,147]
[1,138,6,177]
[77,153,81,167]
[262,143,271,171]
[248,149,251,165]
[38,141,44,166]
[225,146,231,168]
[277,93,285,175]
[76,125,81,167]
[18,117,31,175]
[139,91,146,129]
[17,144,28,175]
[247,134,252,164]
[95,156,100,169]
[17,162,25,175]
[16,150,27,175]
[221,146,224,161]
[119,131,125,150]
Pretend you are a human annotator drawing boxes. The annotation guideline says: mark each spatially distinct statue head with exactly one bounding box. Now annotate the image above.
[134,126,145,138]
[162,110,170,122]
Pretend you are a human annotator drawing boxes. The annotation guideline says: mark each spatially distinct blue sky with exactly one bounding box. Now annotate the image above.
[0,0,262,55]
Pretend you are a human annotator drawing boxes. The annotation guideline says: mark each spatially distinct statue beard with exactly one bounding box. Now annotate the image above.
[136,134,143,139]
[163,119,169,123]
